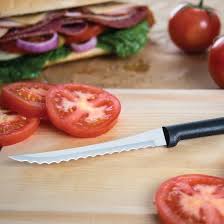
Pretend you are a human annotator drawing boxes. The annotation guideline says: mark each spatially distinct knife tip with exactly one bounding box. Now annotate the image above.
[8,155,23,161]
[8,155,58,165]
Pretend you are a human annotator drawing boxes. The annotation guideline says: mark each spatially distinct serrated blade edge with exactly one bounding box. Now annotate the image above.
[9,128,167,164]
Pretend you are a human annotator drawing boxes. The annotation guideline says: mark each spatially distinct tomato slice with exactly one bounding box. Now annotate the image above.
[2,82,52,118]
[46,84,121,138]
[0,109,39,146]
[65,24,105,44]
[155,174,224,224]
[0,40,26,54]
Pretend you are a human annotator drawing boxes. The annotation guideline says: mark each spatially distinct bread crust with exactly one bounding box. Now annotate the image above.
[0,0,114,18]
[45,48,108,67]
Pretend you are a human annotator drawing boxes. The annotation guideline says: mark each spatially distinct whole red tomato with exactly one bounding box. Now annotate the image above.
[168,0,221,53]
[209,36,224,88]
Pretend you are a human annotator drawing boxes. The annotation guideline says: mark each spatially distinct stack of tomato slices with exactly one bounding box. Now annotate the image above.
[0,82,121,146]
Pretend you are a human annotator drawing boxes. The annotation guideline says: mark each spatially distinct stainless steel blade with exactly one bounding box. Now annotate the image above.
[9,128,167,164]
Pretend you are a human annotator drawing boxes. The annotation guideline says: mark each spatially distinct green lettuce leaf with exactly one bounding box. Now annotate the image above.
[98,21,149,58]
[0,46,71,83]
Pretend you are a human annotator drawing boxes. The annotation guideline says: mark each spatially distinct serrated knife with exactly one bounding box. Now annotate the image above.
[9,117,224,164]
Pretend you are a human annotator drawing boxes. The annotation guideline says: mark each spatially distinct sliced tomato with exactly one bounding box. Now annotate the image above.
[0,40,26,54]
[46,84,121,138]
[0,95,4,108]
[2,82,52,118]
[155,174,224,224]
[65,24,105,44]
[0,109,39,146]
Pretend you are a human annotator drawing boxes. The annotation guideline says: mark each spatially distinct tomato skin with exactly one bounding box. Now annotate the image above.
[0,115,39,146]
[208,36,224,88]
[155,174,224,224]
[2,82,52,118]
[0,96,4,108]
[0,40,27,54]
[46,84,121,138]
[65,24,105,44]
[168,5,221,53]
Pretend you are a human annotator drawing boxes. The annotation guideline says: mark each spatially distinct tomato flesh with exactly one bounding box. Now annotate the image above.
[168,5,221,53]
[0,109,39,146]
[0,40,26,54]
[2,82,52,118]
[65,24,105,44]
[46,84,121,138]
[155,174,224,224]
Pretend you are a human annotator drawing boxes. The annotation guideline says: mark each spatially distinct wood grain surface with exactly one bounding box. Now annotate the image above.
[39,0,224,89]
[1,89,224,224]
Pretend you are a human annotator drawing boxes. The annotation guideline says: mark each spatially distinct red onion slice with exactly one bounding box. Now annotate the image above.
[65,11,82,17]
[71,36,97,52]
[16,32,59,53]
[57,20,88,36]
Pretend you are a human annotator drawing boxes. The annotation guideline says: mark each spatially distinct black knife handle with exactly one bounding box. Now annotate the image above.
[162,117,224,148]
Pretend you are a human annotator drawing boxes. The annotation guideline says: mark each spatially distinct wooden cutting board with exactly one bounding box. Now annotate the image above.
[1,89,224,224]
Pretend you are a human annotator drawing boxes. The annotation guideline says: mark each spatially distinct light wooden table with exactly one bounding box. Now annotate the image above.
[1,89,224,224]
[41,0,224,89]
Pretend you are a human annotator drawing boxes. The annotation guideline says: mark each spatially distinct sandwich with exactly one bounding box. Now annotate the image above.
[0,0,155,83]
